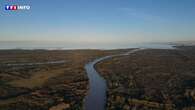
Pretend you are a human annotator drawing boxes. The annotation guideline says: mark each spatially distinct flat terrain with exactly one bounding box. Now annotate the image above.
[96,46,195,110]
[0,49,117,110]
[0,49,131,110]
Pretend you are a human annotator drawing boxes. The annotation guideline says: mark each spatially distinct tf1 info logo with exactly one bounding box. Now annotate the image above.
[5,5,30,11]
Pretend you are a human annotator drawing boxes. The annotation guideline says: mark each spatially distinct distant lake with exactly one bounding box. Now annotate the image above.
[0,41,174,50]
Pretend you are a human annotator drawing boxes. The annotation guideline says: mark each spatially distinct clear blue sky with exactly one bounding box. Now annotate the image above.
[0,0,195,46]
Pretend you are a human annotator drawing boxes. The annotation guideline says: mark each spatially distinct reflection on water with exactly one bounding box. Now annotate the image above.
[84,49,144,110]
[84,61,106,110]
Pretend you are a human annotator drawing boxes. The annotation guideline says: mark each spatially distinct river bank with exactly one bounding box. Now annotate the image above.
[0,49,116,110]
[96,46,195,110]
[1,45,194,110]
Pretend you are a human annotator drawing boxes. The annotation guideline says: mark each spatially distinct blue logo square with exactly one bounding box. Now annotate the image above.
[5,5,10,10]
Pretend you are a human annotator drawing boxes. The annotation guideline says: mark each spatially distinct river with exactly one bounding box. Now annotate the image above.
[84,48,144,110]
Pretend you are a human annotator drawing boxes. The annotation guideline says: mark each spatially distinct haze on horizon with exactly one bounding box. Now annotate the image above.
[0,0,195,48]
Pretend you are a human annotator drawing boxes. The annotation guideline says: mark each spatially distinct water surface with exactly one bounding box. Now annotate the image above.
[84,49,143,110]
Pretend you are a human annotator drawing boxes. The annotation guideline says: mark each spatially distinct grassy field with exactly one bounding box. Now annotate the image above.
[96,46,195,110]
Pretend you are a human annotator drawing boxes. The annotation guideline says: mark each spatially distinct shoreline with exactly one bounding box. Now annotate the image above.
[96,46,195,110]
[0,45,194,109]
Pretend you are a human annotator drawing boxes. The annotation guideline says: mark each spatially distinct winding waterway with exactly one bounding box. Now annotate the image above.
[84,48,143,110]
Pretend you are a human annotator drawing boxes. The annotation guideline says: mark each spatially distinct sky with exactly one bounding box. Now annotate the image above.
[0,0,195,48]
